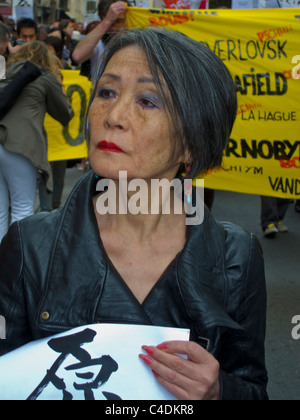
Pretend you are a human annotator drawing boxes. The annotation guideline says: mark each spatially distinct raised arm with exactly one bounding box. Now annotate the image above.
[72,1,127,64]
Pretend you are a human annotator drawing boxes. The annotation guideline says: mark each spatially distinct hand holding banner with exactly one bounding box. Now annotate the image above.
[0,324,189,400]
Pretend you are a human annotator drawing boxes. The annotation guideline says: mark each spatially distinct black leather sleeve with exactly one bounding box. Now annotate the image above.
[0,222,32,356]
[0,61,42,119]
[219,225,268,400]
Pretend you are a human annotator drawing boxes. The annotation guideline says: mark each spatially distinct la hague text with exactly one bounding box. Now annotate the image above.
[241,110,297,122]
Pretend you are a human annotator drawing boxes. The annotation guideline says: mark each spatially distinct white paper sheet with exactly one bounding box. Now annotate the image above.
[0,324,190,400]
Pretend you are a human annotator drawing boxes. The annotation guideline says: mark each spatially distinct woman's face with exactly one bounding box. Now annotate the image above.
[88,45,185,182]
[65,22,74,37]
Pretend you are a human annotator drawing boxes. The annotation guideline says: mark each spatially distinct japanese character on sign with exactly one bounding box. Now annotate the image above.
[27,328,121,401]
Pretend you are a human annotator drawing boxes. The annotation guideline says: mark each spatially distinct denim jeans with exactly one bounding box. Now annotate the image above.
[0,144,37,243]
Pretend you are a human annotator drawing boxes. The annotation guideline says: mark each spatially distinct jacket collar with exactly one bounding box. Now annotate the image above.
[41,171,241,333]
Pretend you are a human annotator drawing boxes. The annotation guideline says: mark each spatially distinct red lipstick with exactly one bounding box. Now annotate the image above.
[97,141,124,153]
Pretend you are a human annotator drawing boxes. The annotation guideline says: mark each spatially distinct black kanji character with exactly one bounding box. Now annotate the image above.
[27,328,121,400]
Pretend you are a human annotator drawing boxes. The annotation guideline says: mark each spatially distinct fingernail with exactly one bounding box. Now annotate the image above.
[139,354,152,365]
[157,342,168,350]
[142,345,154,355]
[152,370,159,378]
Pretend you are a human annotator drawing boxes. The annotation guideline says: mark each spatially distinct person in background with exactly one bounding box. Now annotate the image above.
[43,24,76,208]
[38,158,68,212]
[44,35,64,61]
[50,21,77,68]
[76,20,102,171]
[8,18,38,54]
[47,27,71,69]
[0,41,74,242]
[72,0,127,83]
[37,24,50,42]
[3,17,16,38]
[79,20,100,80]
[40,36,68,212]
[75,20,102,172]
[59,19,74,39]
[260,196,290,238]
[15,17,37,43]
[47,27,65,41]
[0,22,10,57]
[75,22,85,36]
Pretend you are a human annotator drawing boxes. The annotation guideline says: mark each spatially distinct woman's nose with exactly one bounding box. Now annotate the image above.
[104,97,130,131]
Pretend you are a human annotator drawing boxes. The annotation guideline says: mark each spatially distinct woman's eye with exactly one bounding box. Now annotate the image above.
[137,96,160,109]
[98,88,116,99]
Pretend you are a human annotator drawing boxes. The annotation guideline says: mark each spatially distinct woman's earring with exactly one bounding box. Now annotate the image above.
[185,164,193,204]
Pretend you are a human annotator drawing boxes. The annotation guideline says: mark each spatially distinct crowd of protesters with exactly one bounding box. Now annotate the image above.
[0,1,299,243]
[0,14,78,242]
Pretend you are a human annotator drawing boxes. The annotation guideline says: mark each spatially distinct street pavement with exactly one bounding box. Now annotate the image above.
[60,167,300,401]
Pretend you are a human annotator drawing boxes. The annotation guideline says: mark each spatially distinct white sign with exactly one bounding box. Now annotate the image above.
[15,7,34,19]
[232,0,300,7]
[0,324,190,400]
[277,0,300,6]
[231,0,256,9]
[12,0,34,19]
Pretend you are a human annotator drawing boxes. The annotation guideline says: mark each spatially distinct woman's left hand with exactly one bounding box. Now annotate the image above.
[139,341,220,400]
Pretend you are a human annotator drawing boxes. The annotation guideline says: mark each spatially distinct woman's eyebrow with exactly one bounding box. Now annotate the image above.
[137,76,155,84]
[101,73,155,84]
[101,73,121,82]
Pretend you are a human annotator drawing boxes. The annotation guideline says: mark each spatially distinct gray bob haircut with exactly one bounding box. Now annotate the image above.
[87,27,237,179]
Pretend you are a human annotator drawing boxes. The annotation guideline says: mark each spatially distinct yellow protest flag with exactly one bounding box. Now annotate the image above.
[126,8,300,199]
[45,70,92,162]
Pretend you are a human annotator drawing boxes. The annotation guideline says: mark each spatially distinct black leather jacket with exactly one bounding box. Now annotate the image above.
[0,172,268,400]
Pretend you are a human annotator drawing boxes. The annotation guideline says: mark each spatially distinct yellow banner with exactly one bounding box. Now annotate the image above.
[126,8,300,198]
[46,10,300,198]
[45,70,91,162]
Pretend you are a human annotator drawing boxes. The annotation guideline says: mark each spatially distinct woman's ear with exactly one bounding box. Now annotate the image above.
[182,149,193,168]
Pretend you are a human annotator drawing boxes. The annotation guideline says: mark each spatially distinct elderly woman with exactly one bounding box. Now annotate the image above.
[0,28,268,400]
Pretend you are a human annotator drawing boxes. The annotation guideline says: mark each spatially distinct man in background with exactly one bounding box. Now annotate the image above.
[16,18,37,43]
[8,18,37,54]
[72,0,127,83]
